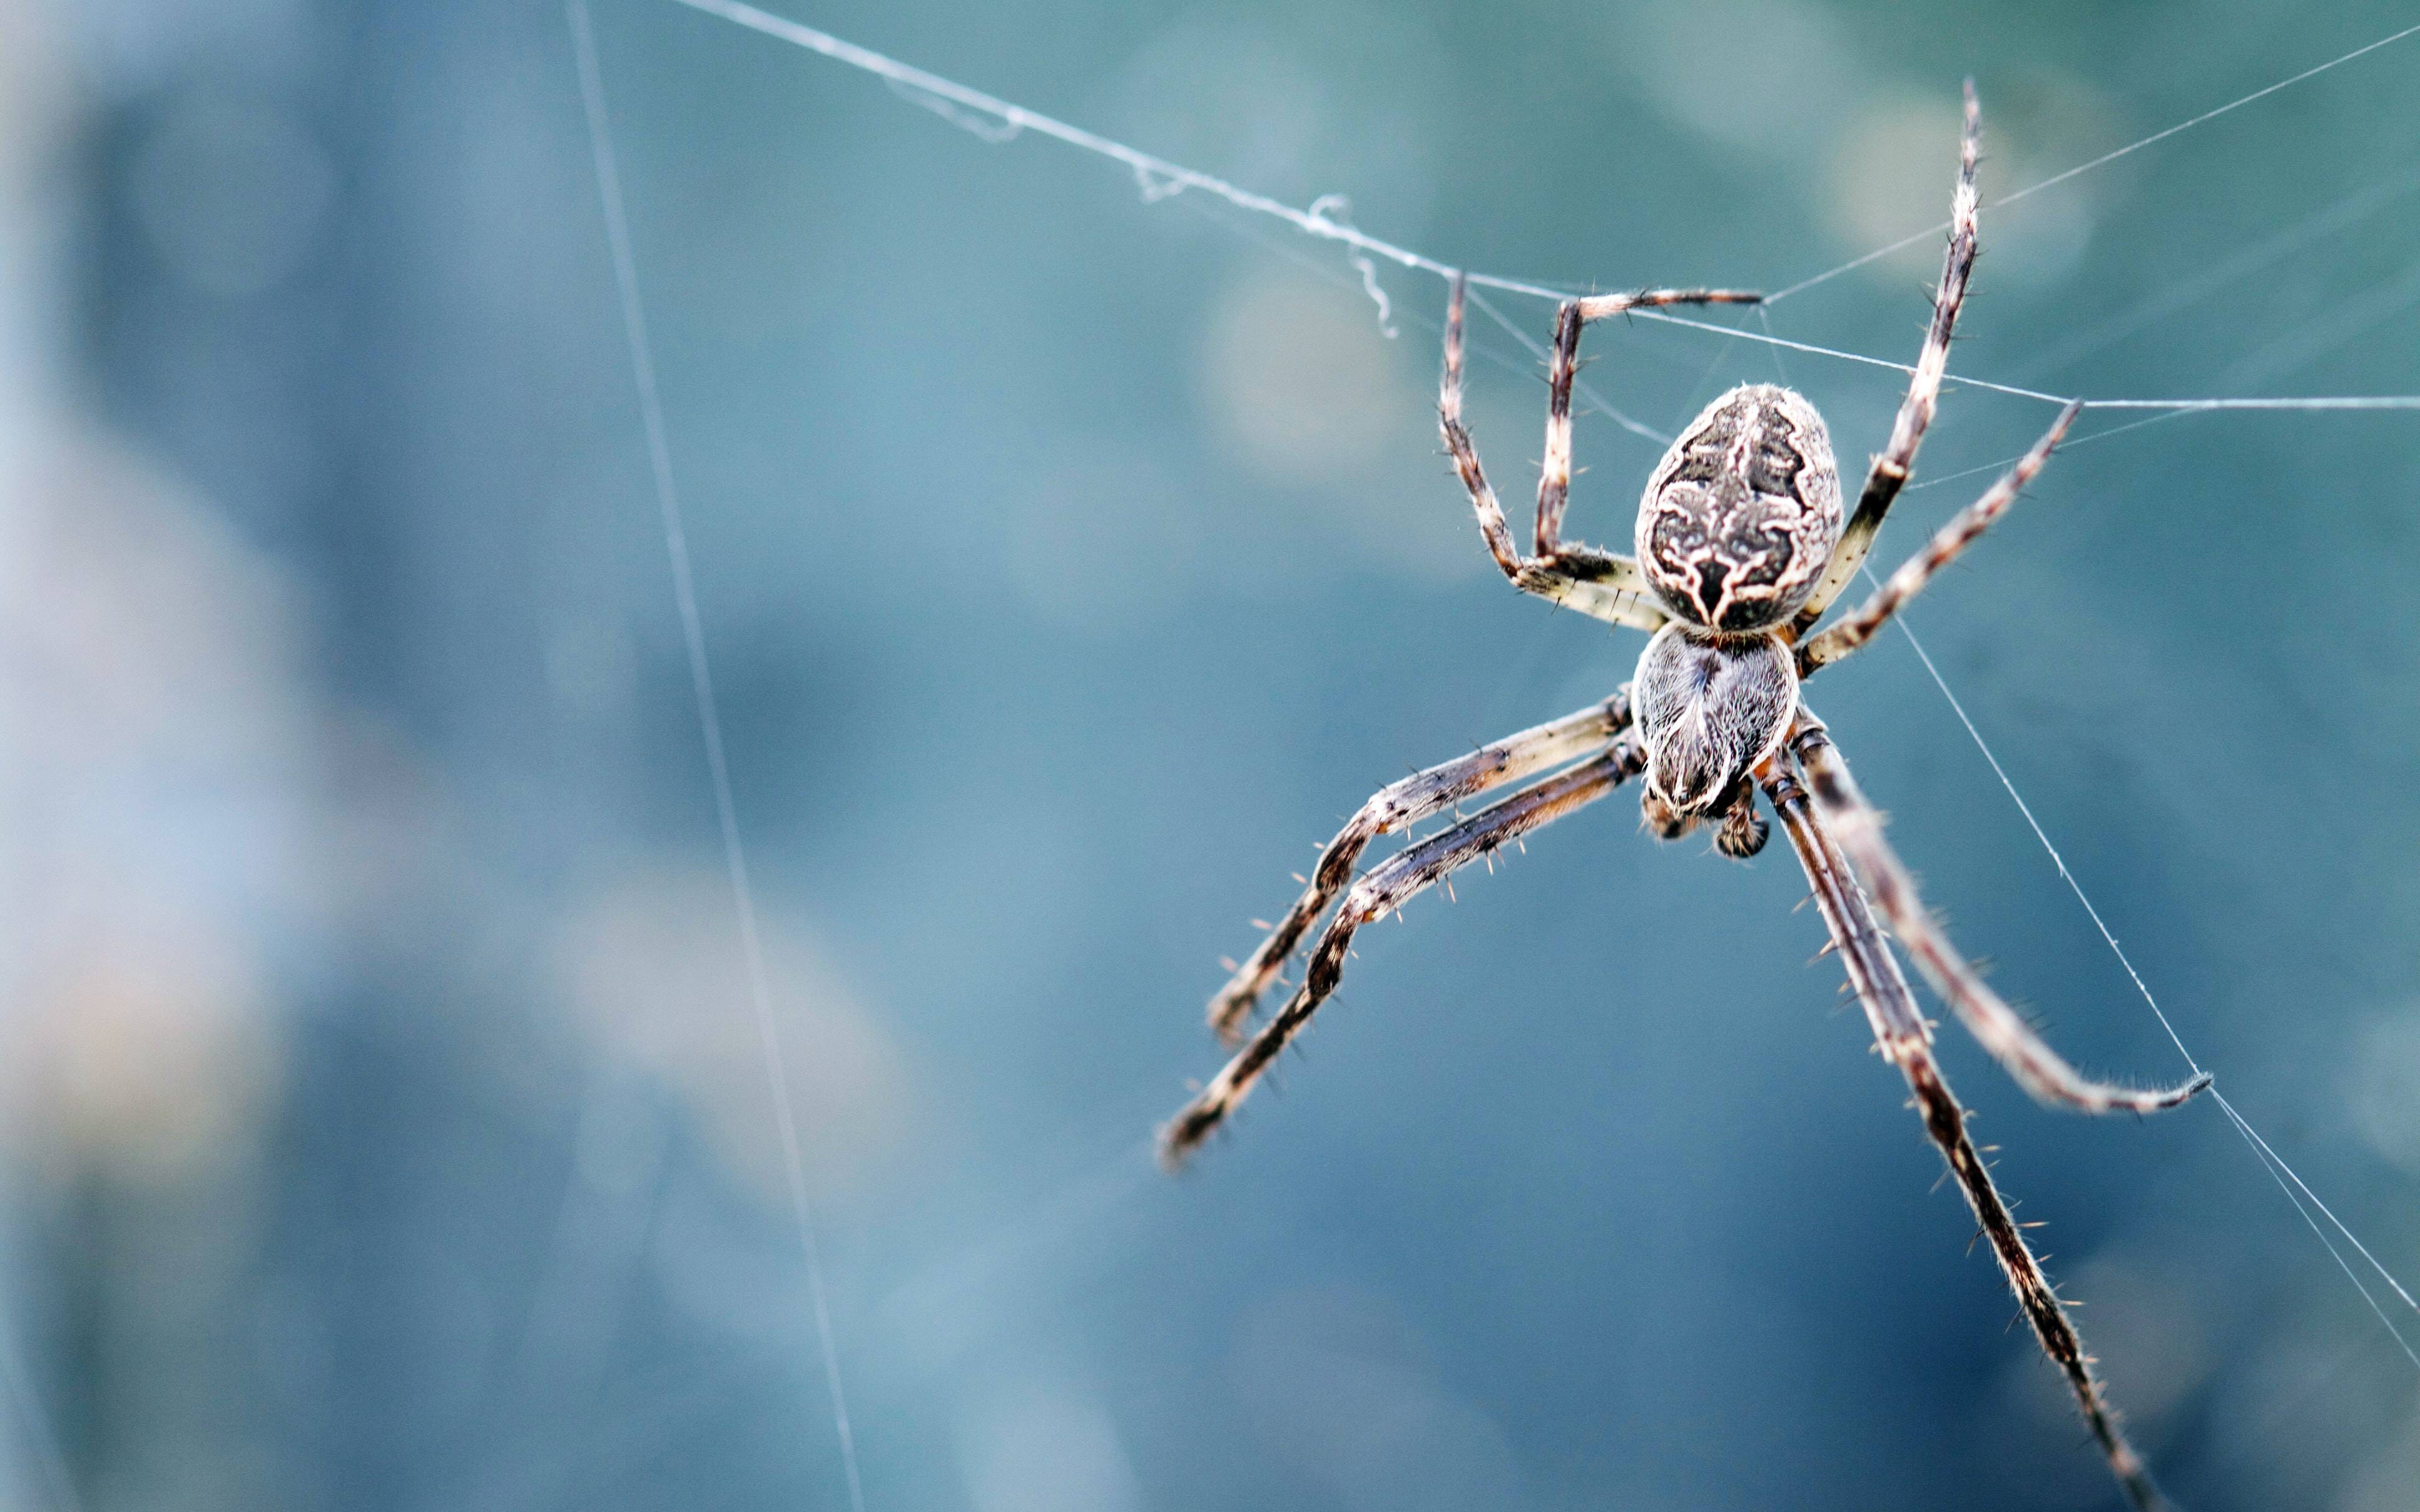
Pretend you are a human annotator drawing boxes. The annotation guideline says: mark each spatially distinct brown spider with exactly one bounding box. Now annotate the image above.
[1160,82,2211,1511]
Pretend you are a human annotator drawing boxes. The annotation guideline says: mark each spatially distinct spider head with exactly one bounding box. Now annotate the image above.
[1633,623,1797,826]
[1635,383,1842,633]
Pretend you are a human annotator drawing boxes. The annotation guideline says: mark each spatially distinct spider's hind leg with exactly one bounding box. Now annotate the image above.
[1791,81,1985,635]
[1798,401,2080,675]
[1438,273,1753,634]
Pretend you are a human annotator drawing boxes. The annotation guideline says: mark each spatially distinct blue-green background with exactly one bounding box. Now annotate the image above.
[6,1,2420,1508]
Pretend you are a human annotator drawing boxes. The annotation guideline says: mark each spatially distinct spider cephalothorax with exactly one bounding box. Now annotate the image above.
[1166,83,2210,1512]
[1632,620,1794,831]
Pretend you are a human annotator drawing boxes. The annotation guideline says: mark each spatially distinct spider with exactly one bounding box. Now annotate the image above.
[1158,83,2212,1511]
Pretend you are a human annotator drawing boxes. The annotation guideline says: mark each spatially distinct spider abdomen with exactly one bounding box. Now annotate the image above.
[1633,623,1797,816]
[1636,384,1842,633]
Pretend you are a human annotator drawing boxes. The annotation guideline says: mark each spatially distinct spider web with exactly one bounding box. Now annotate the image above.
[569,2,2420,1503]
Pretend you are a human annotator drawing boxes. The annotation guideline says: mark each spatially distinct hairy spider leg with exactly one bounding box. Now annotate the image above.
[1793,80,1984,634]
[1442,274,1755,634]
[1208,694,1634,1044]
[1760,745,2172,1512]
[1164,740,1646,1166]
[1789,712,2209,1113]
[1798,401,2081,673]
[1539,284,1761,556]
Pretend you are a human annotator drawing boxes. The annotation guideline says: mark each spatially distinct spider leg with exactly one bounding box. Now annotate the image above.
[1208,693,1635,1044]
[1163,739,1646,1167]
[1788,711,2210,1114]
[1440,275,1751,633]
[1798,401,2081,674]
[1759,749,2171,1512]
[1793,82,1984,635]
[1537,284,1760,556]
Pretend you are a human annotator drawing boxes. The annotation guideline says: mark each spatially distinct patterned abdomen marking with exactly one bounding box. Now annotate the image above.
[1636,384,1842,633]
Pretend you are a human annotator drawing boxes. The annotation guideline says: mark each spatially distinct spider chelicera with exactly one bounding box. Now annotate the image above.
[1160,83,2211,1511]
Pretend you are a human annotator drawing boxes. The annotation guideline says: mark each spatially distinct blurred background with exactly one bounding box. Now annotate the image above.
[2,0,2419,1507]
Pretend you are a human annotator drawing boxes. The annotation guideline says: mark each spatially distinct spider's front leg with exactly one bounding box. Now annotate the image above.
[1164,738,1646,1167]
[1758,749,2171,1512]
[1439,273,1756,633]
[1208,693,1634,1044]
[1788,711,2209,1114]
